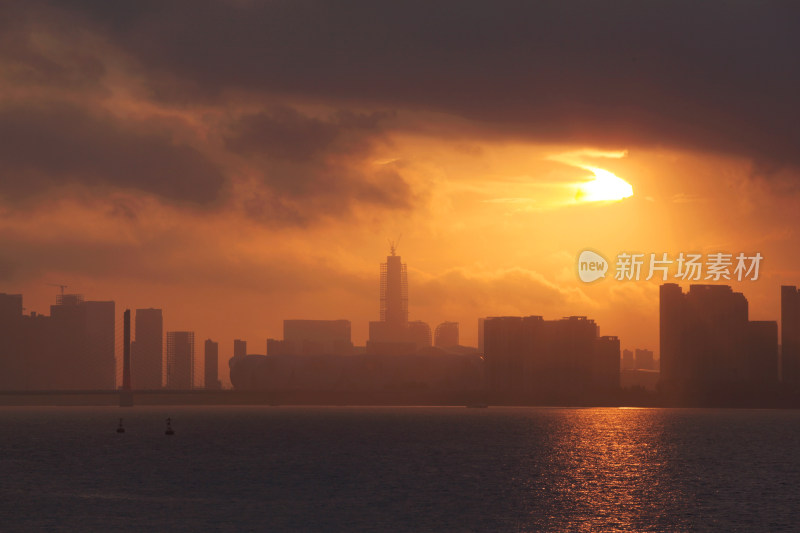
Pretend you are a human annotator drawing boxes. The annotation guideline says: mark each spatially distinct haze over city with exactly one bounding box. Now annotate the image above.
[6,3,800,531]
[3,1,800,389]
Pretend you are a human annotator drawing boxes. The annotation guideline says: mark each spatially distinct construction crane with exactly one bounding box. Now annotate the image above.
[46,283,68,297]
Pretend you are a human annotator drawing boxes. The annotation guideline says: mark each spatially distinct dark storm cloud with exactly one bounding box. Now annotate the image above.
[0,1,107,92]
[225,107,388,163]
[0,1,417,220]
[5,0,800,216]
[56,0,800,169]
[0,104,226,204]
[227,107,413,225]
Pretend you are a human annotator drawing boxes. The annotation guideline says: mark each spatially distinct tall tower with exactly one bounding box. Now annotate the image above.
[368,244,430,353]
[659,283,684,386]
[782,286,800,384]
[132,308,163,389]
[166,331,194,389]
[120,309,133,407]
[204,339,221,390]
[380,243,408,328]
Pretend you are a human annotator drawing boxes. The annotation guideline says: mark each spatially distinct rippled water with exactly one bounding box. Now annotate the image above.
[1,406,799,531]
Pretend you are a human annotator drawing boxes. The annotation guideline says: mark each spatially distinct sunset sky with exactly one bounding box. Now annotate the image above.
[2,1,799,385]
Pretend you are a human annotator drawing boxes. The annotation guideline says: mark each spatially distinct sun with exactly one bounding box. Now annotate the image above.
[575,167,634,202]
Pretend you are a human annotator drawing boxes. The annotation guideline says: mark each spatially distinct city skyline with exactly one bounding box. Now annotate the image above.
[2,3,799,363]
[3,260,799,394]
[3,3,800,530]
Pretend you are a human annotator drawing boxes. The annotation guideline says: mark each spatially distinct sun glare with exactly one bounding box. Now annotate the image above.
[547,149,634,204]
[575,167,634,202]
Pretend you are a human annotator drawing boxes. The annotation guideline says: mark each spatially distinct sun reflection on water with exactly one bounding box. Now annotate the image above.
[515,408,691,532]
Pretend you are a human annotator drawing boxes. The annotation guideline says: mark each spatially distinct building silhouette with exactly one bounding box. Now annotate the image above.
[781,286,800,385]
[268,319,353,356]
[0,293,22,320]
[595,336,621,389]
[49,295,116,390]
[0,293,116,390]
[234,339,247,358]
[229,247,481,394]
[635,348,655,370]
[167,331,195,389]
[621,348,660,391]
[622,349,634,370]
[660,283,778,394]
[478,318,485,354]
[0,293,26,389]
[483,315,620,400]
[434,322,459,349]
[131,308,163,389]
[381,244,408,327]
[748,320,779,386]
[366,247,433,355]
[407,320,432,349]
[368,246,410,348]
[204,339,221,390]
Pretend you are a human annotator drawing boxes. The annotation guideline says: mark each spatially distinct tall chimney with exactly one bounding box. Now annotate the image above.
[120,309,133,407]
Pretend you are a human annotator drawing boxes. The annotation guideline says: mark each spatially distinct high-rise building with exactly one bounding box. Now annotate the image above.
[434,322,459,349]
[660,283,778,392]
[82,301,116,389]
[781,286,800,385]
[478,318,485,354]
[622,349,634,370]
[368,246,412,349]
[747,321,779,387]
[594,336,621,389]
[483,315,618,398]
[407,320,432,349]
[366,247,437,355]
[381,245,408,327]
[167,331,194,389]
[270,320,353,356]
[483,316,531,395]
[132,308,163,389]
[204,339,221,390]
[0,293,25,390]
[634,348,655,370]
[234,339,247,358]
[0,293,22,321]
[283,320,353,355]
[49,295,115,390]
[0,293,116,390]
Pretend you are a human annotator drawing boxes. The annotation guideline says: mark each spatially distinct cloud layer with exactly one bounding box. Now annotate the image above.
[53,0,800,168]
[2,0,799,370]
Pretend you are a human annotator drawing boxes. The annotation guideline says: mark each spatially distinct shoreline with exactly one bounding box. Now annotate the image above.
[2,389,800,409]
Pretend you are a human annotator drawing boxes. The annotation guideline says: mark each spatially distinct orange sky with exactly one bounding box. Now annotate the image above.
[2,2,799,386]
[5,136,797,386]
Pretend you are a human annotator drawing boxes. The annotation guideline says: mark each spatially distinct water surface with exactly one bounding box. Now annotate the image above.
[1,406,798,531]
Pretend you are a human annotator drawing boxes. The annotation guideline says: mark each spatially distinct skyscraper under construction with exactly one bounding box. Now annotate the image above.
[368,244,431,353]
[380,244,408,328]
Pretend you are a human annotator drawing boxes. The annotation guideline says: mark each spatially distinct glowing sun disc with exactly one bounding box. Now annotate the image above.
[575,167,633,202]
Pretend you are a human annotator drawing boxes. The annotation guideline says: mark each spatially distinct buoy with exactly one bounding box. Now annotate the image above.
[116,418,125,433]
[165,417,174,436]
